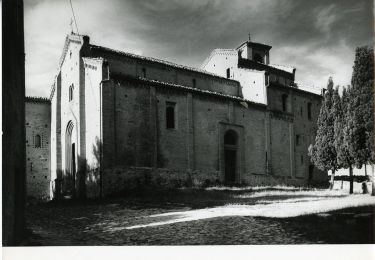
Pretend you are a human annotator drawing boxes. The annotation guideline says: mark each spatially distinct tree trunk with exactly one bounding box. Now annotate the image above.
[372,164,375,196]
[349,166,354,194]
[329,171,335,190]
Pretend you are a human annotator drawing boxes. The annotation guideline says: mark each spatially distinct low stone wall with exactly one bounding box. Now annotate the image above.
[242,173,328,187]
[242,174,305,187]
[85,167,329,198]
[101,167,221,197]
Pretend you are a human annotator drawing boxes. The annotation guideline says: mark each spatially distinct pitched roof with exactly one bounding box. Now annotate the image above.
[268,82,323,98]
[89,44,239,84]
[110,73,266,108]
[238,58,295,79]
[200,49,238,68]
[269,63,296,74]
[236,41,272,51]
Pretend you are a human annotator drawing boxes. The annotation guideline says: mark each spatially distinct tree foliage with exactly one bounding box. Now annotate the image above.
[310,78,338,173]
[334,87,353,169]
[347,46,374,167]
[310,46,374,194]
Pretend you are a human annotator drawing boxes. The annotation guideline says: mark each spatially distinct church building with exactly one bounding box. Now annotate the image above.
[26,33,327,199]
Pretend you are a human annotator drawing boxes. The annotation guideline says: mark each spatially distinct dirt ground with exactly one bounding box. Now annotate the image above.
[25,188,375,245]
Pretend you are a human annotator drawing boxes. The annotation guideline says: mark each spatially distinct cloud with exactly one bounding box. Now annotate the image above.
[24,0,373,97]
[314,4,337,35]
[274,40,354,89]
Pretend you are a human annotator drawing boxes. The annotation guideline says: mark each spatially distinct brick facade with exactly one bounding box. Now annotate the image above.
[25,97,51,200]
[27,33,328,200]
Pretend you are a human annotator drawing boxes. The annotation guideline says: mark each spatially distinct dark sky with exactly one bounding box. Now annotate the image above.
[24,0,373,97]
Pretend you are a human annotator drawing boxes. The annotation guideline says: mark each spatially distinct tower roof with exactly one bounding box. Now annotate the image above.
[236,40,272,51]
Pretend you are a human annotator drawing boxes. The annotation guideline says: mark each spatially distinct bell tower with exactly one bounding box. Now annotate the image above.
[236,36,272,65]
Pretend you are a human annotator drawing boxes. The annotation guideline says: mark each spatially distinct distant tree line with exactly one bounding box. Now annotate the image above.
[309,46,374,194]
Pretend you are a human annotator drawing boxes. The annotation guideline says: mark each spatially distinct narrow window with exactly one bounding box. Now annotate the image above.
[30,162,33,172]
[265,74,269,86]
[300,106,303,116]
[142,68,146,78]
[35,134,41,148]
[192,78,196,88]
[70,50,72,59]
[254,53,263,63]
[296,135,300,146]
[282,94,288,112]
[301,155,304,165]
[166,102,176,129]
[307,102,312,120]
[226,68,230,79]
[69,84,74,101]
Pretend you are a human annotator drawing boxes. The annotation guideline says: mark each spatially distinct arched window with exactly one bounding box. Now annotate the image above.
[254,53,263,63]
[166,102,176,129]
[192,78,196,88]
[307,102,312,120]
[35,134,41,148]
[282,94,288,112]
[224,130,238,146]
[142,68,146,78]
[69,84,74,101]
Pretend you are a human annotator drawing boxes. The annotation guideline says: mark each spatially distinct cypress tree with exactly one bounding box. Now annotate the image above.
[336,87,355,193]
[348,46,374,194]
[310,77,338,189]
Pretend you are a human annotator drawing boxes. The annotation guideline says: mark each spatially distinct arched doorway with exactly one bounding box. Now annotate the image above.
[64,121,76,196]
[224,130,238,185]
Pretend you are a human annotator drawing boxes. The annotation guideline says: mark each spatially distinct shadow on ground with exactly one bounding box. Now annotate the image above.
[25,188,375,245]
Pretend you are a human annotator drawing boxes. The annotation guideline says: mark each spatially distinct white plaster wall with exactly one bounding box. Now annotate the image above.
[50,89,57,198]
[234,68,267,104]
[60,38,84,175]
[83,58,103,170]
[202,50,238,79]
[202,50,267,104]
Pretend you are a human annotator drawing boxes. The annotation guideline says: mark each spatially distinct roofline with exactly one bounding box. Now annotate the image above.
[201,49,238,69]
[268,82,323,98]
[89,44,239,85]
[50,33,90,99]
[238,58,295,80]
[25,96,51,103]
[269,63,296,74]
[236,41,272,51]
[109,73,266,109]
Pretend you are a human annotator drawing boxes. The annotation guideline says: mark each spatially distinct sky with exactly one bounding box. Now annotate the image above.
[24,0,373,97]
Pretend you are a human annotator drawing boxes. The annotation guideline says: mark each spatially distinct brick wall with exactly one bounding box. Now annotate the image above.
[95,73,327,196]
[267,85,327,184]
[25,99,51,200]
[49,35,328,198]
